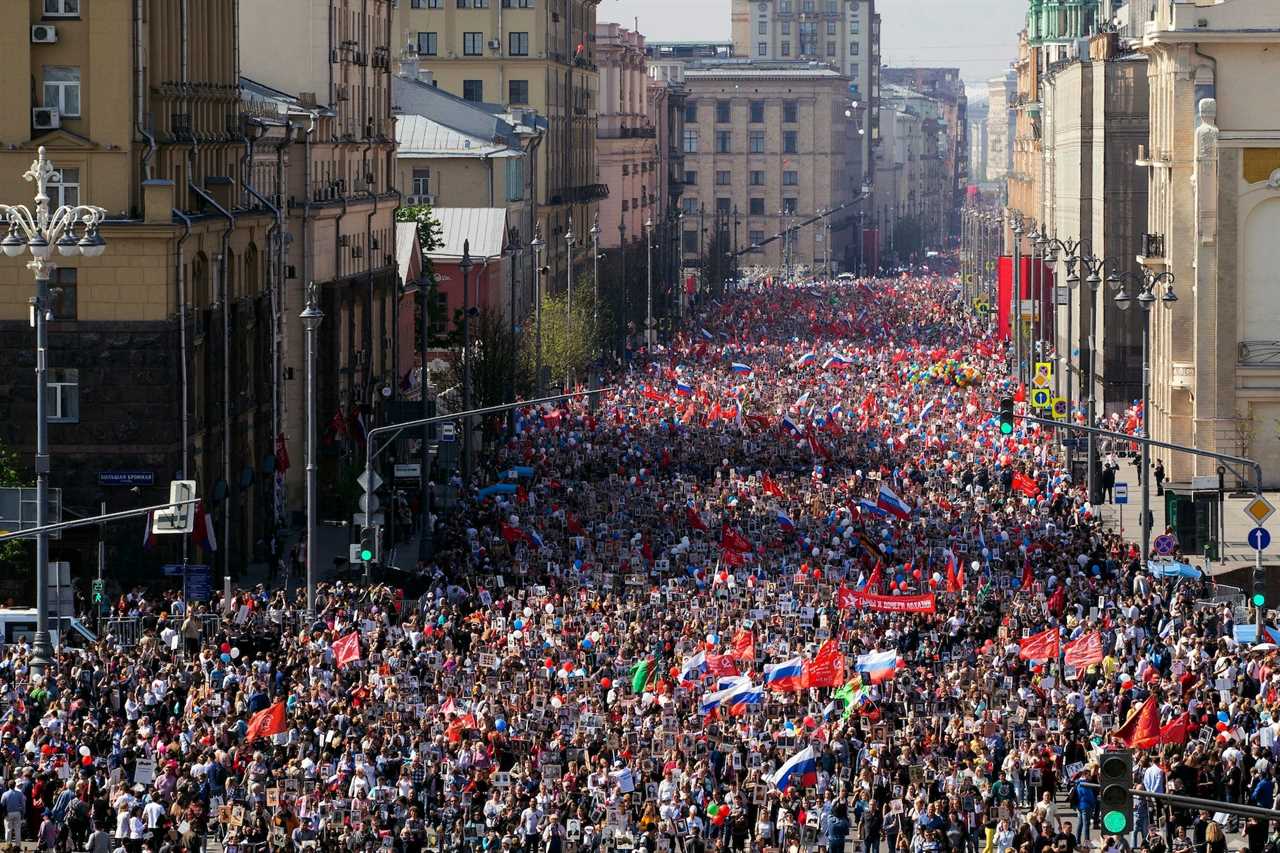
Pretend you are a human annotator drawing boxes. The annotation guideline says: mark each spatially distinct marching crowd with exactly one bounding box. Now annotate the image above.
[2,272,1279,853]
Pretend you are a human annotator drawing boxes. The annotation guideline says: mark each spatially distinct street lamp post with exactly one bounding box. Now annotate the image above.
[1113,268,1176,559]
[0,146,107,675]
[1009,212,1024,382]
[589,214,600,355]
[530,228,545,395]
[564,218,576,324]
[617,216,627,357]
[1042,232,1081,471]
[507,232,523,436]
[1067,253,1108,504]
[459,240,474,484]
[299,285,323,617]
[644,217,654,349]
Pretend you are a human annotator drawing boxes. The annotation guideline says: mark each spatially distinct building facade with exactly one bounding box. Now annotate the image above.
[596,23,658,250]
[393,0,604,290]
[680,63,860,273]
[646,57,689,230]
[0,0,279,582]
[1139,0,1280,485]
[986,70,1016,184]
[729,0,880,188]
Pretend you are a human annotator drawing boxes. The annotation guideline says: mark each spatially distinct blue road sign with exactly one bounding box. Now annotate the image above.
[1248,527,1271,551]
[1114,483,1129,505]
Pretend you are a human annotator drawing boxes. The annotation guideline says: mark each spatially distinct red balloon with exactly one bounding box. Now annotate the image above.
[600,678,612,690]
[220,642,231,653]
[812,568,822,579]
[669,666,681,679]
[928,577,938,589]
[803,716,816,728]
[81,756,93,766]
[888,581,898,591]
[1216,721,1228,732]
[562,661,574,672]
[912,569,922,580]
[545,657,555,669]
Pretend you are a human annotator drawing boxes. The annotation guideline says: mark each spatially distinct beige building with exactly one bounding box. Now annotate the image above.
[1139,0,1280,485]
[681,62,860,272]
[393,0,603,288]
[730,0,880,186]
[986,70,1016,183]
[596,23,658,251]
[0,0,279,577]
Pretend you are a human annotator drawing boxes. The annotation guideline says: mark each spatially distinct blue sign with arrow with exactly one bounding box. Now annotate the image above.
[1248,527,1271,551]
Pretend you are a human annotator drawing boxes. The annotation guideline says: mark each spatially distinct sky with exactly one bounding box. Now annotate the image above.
[602,0,1026,99]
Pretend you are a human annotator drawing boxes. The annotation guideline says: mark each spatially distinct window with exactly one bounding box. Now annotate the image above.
[685,101,697,123]
[506,158,525,201]
[463,79,484,102]
[509,32,529,55]
[783,170,798,186]
[684,170,697,185]
[508,79,529,104]
[783,197,797,214]
[748,131,765,153]
[783,100,798,123]
[682,230,699,253]
[715,130,731,153]
[850,41,860,55]
[49,167,79,207]
[417,32,438,55]
[779,0,792,12]
[457,0,488,6]
[825,0,837,12]
[48,268,76,322]
[750,100,764,123]
[682,129,698,153]
[758,42,768,56]
[849,62,859,80]
[411,168,431,196]
[749,170,765,186]
[682,197,699,215]
[43,0,79,15]
[749,230,765,249]
[851,19,859,33]
[749,198,765,215]
[827,41,836,57]
[622,200,630,212]
[715,170,730,185]
[783,131,798,153]
[758,20,767,34]
[502,0,534,6]
[716,100,731,123]
[716,197,731,215]
[463,32,483,55]
[827,21,837,35]
[42,66,81,117]
[780,41,790,56]
[802,0,815,11]
[780,21,791,35]
[622,164,630,177]
[48,367,79,422]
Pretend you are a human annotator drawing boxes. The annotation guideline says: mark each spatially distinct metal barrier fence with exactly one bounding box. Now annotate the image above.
[99,617,142,648]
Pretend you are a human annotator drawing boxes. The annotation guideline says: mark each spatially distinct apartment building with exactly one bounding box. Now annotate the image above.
[0,0,276,578]
[394,0,603,288]
[680,62,860,272]
[596,23,657,249]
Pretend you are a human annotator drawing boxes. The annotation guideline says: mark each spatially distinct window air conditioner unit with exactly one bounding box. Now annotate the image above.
[488,39,502,50]
[33,108,61,130]
[31,25,58,44]
[407,194,435,206]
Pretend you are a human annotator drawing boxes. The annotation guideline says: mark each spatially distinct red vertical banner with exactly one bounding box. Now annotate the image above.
[997,256,1055,343]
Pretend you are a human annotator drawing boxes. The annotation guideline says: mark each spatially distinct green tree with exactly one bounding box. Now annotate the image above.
[524,291,599,390]
[451,306,524,408]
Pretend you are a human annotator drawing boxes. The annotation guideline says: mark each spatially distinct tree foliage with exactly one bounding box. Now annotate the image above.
[522,290,601,390]
[452,306,523,408]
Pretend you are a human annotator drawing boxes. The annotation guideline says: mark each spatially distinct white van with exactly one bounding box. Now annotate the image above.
[0,609,97,649]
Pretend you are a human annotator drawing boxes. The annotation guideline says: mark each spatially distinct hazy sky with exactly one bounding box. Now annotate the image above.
[602,0,1025,98]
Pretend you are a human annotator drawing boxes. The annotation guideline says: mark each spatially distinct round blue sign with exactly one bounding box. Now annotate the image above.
[1248,527,1271,551]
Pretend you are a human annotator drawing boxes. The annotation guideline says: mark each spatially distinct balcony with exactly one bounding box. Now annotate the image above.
[1241,342,1280,367]
[548,184,611,206]
[1137,232,1166,269]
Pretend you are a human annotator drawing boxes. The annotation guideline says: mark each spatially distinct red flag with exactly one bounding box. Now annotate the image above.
[806,428,832,461]
[1158,712,1191,746]
[945,555,962,593]
[721,526,753,553]
[1063,631,1104,669]
[803,639,846,688]
[706,653,740,678]
[1021,556,1035,591]
[729,628,755,663]
[836,583,856,610]
[1013,383,1026,403]
[686,507,709,532]
[1047,585,1066,617]
[1011,472,1041,498]
[244,701,287,743]
[332,631,361,669]
[762,474,785,498]
[445,712,477,743]
[566,513,586,536]
[1113,694,1161,749]
[1018,628,1060,661]
[864,560,884,593]
[500,523,524,544]
[720,547,750,567]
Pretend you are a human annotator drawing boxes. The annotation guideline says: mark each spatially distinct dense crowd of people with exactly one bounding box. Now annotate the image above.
[1,273,1277,853]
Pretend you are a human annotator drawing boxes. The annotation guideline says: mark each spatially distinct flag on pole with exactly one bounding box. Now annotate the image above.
[1018,627,1060,662]
[1064,631,1104,669]
[332,631,362,668]
[244,701,287,743]
[768,746,818,791]
[1112,694,1160,749]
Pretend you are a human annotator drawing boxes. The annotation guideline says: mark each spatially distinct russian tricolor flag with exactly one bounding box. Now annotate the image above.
[700,327,714,341]
[793,351,816,369]
[822,354,852,370]
[859,499,887,517]
[781,416,801,434]
[679,649,708,683]
[769,745,818,792]
[675,381,694,397]
[876,485,912,519]
[776,511,795,532]
[763,657,805,691]
[855,650,899,684]
[730,362,753,375]
[527,529,545,549]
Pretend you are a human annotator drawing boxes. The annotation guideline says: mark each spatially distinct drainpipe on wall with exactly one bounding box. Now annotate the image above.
[173,208,194,562]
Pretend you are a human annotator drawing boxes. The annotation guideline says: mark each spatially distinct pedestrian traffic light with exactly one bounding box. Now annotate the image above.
[358,526,375,564]
[999,397,1015,435]
[1254,564,1267,608]
[1098,750,1133,834]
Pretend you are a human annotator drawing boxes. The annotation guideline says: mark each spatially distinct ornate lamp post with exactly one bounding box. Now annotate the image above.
[298,286,323,617]
[1066,252,1108,504]
[564,218,576,323]
[1112,267,1176,558]
[644,217,654,349]
[589,214,600,355]
[530,228,545,394]
[0,147,107,675]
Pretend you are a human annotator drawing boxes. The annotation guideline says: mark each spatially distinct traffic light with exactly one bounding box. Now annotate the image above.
[358,526,375,564]
[1254,564,1267,609]
[999,397,1015,435]
[1098,750,1133,835]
